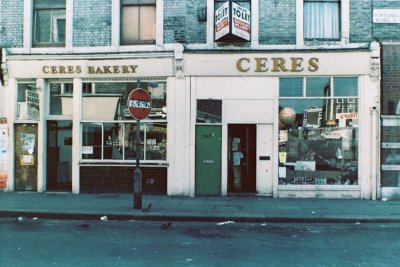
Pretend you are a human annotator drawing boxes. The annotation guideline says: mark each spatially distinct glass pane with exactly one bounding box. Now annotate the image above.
[103,123,123,160]
[139,6,156,41]
[121,5,155,44]
[196,100,222,123]
[304,1,339,39]
[279,78,303,97]
[124,123,144,160]
[145,123,167,160]
[82,82,167,121]
[306,77,330,97]
[82,123,102,159]
[279,99,358,185]
[35,10,51,43]
[55,17,66,43]
[334,77,358,97]
[121,6,139,44]
[34,0,66,8]
[50,83,73,116]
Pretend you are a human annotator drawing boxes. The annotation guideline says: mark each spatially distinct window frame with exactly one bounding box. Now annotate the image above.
[303,0,341,41]
[79,79,167,164]
[278,76,359,186]
[120,0,157,45]
[32,0,66,47]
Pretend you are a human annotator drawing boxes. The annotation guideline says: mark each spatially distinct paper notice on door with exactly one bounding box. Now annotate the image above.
[279,167,286,178]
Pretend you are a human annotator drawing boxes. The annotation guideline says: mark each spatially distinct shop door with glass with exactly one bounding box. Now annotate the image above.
[228,124,256,193]
[14,124,38,191]
[47,121,72,191]
[195,125,222,196]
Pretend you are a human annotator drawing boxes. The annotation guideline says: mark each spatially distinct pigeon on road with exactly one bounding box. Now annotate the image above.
[142,203,152,212]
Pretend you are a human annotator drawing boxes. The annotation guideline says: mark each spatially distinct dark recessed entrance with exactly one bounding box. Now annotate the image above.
[228,124,256,193]
[47,120,72,192]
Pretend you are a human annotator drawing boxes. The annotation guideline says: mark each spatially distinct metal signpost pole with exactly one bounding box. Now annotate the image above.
[127,87,151,210]
[134,119,142,209]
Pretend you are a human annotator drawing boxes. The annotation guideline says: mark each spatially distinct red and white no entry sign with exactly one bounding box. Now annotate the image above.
[127,88,152,120]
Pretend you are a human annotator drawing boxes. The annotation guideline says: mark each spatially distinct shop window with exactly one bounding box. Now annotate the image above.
[33,0,66,47]
[196,100,222,123]
[306,77,330,97]
[333,77,358,96]
[82,123,102,160]
[16,82,39,121]
[49,83,73,116]
[81,122,166,161]
[81,81,166,121]
[279,77,358,186]
[304,0,340,40]
[80,81,167,163]
[121,0,156,45]
[279,78,303,97]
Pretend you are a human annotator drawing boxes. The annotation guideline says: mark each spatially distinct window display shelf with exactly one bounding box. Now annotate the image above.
[279,170,357,185]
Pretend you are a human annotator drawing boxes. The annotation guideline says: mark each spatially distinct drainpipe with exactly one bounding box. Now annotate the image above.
[370,41,381,200]
[371,106,379,200]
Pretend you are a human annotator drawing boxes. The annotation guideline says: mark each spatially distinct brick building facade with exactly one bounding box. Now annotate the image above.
[0,0,395,199]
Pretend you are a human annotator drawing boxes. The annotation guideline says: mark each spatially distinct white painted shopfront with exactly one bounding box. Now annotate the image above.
[168,49,380,199]
[2,46,381,199]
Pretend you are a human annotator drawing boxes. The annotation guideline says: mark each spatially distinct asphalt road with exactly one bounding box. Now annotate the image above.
[1,218,399,266]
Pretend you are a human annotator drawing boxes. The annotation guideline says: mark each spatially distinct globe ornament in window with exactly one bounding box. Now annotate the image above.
[279,107,296,127]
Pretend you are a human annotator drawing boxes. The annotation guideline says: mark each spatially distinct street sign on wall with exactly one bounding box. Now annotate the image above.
[127,88,152,120]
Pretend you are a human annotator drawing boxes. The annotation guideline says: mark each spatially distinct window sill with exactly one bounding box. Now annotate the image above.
[33,43,66,48]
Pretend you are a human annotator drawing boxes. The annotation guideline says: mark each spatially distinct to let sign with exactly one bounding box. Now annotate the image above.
[127,88,152,120]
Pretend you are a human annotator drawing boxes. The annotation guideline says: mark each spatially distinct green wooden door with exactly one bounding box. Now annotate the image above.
[195,125,222,196]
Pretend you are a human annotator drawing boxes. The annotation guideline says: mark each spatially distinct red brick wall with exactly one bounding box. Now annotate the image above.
[80,166,167,194]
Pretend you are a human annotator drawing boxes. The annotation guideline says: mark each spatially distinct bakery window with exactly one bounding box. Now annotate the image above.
[80,80,166,163]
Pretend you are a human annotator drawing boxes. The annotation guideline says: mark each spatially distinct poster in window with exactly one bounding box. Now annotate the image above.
[21,133,35,154]
[0,124,8,163]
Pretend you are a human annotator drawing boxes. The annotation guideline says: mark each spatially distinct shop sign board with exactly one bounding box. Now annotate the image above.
[127,88,152,120]
[336,112,358,120]
[231,2,250,41]
[373,9,400,23]
[215,1,230,40]
[26,90,39,121]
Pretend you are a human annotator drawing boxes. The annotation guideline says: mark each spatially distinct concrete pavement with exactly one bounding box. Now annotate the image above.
[1,191,400,223]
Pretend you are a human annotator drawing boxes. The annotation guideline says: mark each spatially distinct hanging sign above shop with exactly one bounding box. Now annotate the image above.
[215,1,251,42]
[215,1,230,40]
[231,2,250,41]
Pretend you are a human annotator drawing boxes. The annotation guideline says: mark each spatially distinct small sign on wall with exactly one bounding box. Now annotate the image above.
[20,155,34,165]
[373,9,400,23]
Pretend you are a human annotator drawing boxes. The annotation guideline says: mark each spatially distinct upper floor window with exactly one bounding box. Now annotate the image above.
[304,0,340,40]
[121,0,156,45]
[33,0,66,47]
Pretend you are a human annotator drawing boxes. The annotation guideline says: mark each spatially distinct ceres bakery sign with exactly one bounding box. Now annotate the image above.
[42,64,138,75]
